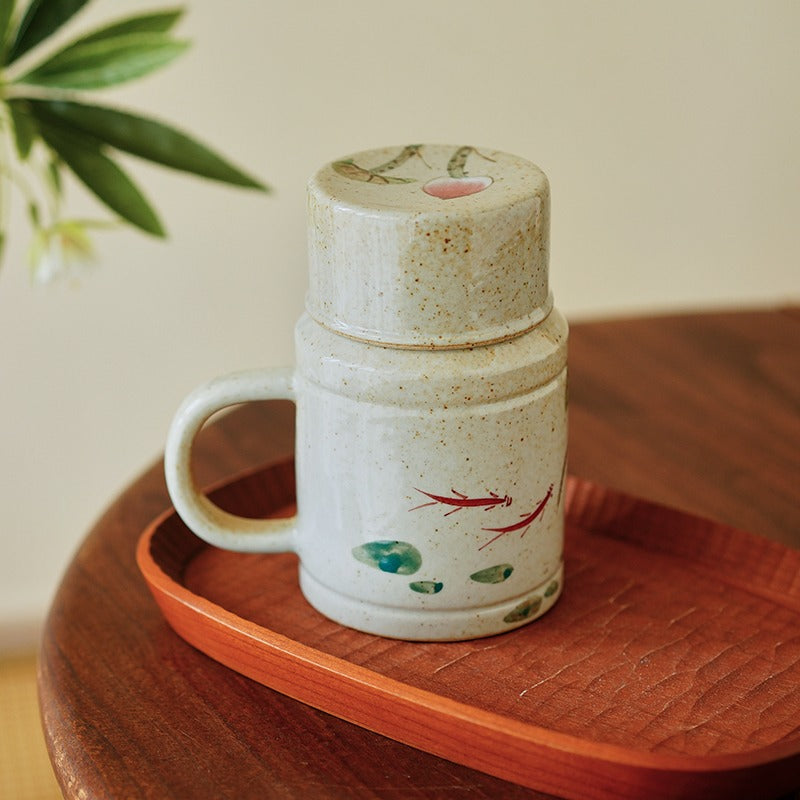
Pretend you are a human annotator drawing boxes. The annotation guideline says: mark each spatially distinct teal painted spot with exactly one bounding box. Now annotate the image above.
[544,579,559,598]
[409,580,443,594]
[379,553,404,573]
[352,540,422,575]
[470,564,514,584]
[503,595,543,624]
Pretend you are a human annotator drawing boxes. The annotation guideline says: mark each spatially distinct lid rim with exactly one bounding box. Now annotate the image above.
[305,292,555,351]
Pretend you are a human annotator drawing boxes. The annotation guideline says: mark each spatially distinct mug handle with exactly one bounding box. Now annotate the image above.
[164,368,297,553]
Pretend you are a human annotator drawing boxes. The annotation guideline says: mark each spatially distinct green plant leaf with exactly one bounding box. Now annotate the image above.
[47,155,62,197]
[78,8,184,44]
[38,123,165,236]
[16,32,189,89]
[0,1,14,56]
[5,0,91,66]
[8,99,37,159]
[26,99,268,190]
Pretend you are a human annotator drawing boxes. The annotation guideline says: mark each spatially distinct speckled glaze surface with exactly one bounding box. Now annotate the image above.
[308,144,551,348]
[165,144,568,641]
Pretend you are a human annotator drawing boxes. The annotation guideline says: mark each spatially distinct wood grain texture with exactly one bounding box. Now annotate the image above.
[137,466,800,800]
[39,309,800,799]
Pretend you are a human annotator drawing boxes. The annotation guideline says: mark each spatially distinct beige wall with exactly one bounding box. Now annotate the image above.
[1,0,797,648]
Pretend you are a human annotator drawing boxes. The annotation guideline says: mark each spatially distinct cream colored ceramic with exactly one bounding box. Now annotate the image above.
[165,144,568,641]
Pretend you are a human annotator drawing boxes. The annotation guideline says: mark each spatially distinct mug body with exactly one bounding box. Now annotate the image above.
[293,310,568,640]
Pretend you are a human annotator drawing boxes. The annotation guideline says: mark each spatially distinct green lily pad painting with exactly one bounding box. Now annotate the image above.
[470,564,514,584]
[352,540,422,575]
[503,595,543,624]
[409,581,443,594]
[544,579,559,598]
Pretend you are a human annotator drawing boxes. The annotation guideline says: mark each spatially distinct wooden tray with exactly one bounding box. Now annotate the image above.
[137,461,800,800]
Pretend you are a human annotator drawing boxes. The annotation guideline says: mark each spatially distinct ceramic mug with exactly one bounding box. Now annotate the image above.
[165,145,568,641]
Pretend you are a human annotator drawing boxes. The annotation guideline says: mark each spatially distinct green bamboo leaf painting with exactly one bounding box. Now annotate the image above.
[5,0,91,65]
[16,32,189,90]
[38,123,165,236]
[26,99,267,190]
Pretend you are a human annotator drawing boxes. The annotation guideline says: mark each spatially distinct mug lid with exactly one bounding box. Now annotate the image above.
[307,144,551,348]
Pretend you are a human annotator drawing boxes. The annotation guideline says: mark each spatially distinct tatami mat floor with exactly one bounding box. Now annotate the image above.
[1,654,62,800]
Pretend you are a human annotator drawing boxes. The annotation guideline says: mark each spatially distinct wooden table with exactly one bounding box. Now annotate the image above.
[39,308,800,799]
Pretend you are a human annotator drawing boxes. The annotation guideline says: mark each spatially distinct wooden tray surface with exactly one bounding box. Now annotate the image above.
[137,461,800,800]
